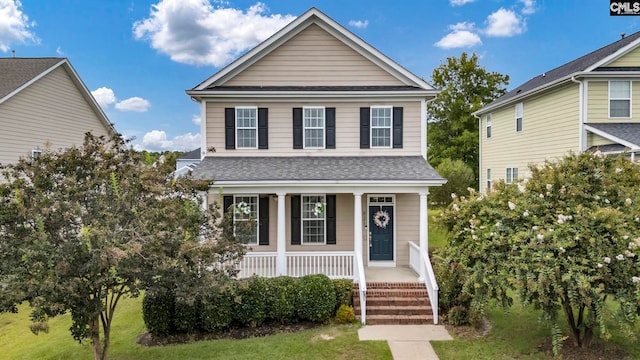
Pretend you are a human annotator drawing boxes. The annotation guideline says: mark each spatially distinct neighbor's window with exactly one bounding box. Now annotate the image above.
[515,103,523,132]
[302,194,326,244]
[610,81,631,118]
[233,195,258,245]
[303,107,325,148]
[236,107,258,149]
[506,167,519,184]
[486,168,492,191]
[486,114,492,138]
[371,106,392,148]
[31,149,42,161]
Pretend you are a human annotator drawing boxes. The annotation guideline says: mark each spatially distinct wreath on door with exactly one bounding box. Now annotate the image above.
[373,210,390,229]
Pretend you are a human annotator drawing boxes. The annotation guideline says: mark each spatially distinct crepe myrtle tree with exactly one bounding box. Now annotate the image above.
[0,133,246,360]
[438,152,640,356]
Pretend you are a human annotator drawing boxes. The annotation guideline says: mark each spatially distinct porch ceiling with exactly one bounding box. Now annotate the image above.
[191,156,445,183]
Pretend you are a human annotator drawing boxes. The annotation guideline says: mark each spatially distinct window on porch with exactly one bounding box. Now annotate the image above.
[302,194,326,244]
[233,195,258,245]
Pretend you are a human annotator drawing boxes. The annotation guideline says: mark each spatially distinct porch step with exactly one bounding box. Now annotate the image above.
[352,282,434,325]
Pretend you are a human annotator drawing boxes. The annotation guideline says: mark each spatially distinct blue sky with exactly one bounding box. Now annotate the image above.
[1,0,638,151]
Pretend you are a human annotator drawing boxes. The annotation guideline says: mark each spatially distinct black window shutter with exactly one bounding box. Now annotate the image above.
[360,107,370,149]
[225,108,235,150]
[259,196,269,245]
[325,108,336,149]
[393,107,403,148]
[223,195,234,217]
[291,195,301,245]
[258,108,268,149]
[293,108,303,149]
[326,195,336,245]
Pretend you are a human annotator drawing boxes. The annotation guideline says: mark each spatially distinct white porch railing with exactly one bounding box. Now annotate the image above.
[235,251,354,279]
[409,241,439,324]
[354,251,367,325]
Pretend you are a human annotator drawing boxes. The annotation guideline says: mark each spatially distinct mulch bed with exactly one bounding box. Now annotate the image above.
[137,321,325,347]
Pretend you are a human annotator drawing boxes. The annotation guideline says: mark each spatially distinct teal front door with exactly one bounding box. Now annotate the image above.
[369,204,394,261]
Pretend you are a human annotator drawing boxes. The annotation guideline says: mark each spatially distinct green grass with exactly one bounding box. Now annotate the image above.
[0,297,391,360]
[428,208,448,248]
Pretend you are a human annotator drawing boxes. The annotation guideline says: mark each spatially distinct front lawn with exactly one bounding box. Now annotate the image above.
[0,297,391,360]
[428,208,448,248]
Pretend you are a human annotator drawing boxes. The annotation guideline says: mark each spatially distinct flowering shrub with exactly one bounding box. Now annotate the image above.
[439,152,640,355]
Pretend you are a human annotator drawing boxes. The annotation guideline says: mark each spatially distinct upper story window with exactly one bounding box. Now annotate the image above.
[233,195,258,245]
[371,106,392,148]
[486,114,492,138]
[236,107,257,149]
[506,167,519,184]
[303,107,325,149]
[302,194,326,244]
[609,80,631,118]
[515,103,523,132]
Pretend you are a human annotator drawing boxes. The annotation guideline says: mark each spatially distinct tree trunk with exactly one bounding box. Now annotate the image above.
[91,317,103,360]
[582,326,594,348]
[562,301,581,347]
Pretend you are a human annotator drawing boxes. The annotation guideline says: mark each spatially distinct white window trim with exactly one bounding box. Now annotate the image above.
[608,80,632,119]
[233,194,259,245]
[370,105,393,148]
[31,149,42,161]
[302,106,325,149]
[486,168,491,190]
[505,167,519,184]
[235,106,258,149]
[515,103,523,133]
[486,114,492,139]
[301,194,326,245]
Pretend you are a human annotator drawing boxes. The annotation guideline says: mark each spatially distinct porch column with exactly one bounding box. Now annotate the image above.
[276,192,287,276]
[419,191,428,281]
[353,193,364,261]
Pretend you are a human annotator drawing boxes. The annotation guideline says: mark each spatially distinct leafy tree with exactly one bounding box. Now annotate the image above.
[0,133,245,360]
[427,52,509,180]
[438,153,640,355]
[429,158,475,207]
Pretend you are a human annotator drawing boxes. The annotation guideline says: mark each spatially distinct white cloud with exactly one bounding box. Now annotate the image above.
[435,22,482,49]
[140,130,201,151]
[484,8,525,37]
[349,19,368,29]
[55,46,64,56]
[133,0,296,67]
[192,114,201,125]
[91,87,116,108]
[115,97,151,112]
[449,0,475,6]
[0,0,39,52]
[519,0,536,15]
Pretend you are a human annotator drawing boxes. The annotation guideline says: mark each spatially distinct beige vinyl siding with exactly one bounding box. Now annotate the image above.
[587,133,615,148]
[480,83,580,188]
[206,101,422,156]
[0,66,110,165]
[606,47,640,67]
[225,24,404,87]
[391,193,418,267]
[586,80,640,122]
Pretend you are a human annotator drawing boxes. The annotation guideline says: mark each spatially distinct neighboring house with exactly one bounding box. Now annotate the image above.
[475,32,640,191]
[187,8,445,324]
[0,57,115,165]
[174,147,201,178]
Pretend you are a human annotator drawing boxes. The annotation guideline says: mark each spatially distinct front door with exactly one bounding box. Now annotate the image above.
[369,200,394,261]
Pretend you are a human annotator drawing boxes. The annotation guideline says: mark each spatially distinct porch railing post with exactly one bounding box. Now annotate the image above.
[276,192,287,276]
[419,191,428,282]
[353,193,364,262]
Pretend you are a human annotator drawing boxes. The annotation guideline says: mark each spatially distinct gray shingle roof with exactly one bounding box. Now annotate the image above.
[586,143,627,153]
[481,31,640,111]
[586,123,640,147]
[0,58,63,100]
[191,156,444,182]
[178,148,201,160]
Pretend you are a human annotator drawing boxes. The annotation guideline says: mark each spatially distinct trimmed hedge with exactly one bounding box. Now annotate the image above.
[143,275,349,337]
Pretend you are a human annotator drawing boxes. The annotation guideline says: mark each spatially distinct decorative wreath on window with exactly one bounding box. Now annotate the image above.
[373,210,390,229]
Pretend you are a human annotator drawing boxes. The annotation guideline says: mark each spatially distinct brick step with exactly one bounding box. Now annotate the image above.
[366,305,432,315]
[365,314,434,325]
[354,296,430,307]
[354,282,425,290]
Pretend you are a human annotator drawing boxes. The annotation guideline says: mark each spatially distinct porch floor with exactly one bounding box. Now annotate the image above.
[364,266,419,282]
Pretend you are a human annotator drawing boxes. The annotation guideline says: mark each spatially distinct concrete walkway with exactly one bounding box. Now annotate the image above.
[358,325,453,360]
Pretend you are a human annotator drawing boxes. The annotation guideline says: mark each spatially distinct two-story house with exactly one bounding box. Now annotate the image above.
[187,8,445,324]
[0,57,115,165]
[475,31,640,190]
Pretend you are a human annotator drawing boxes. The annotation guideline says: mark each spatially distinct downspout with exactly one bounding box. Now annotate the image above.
[473,112,482,192]
[570,76,585,152]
